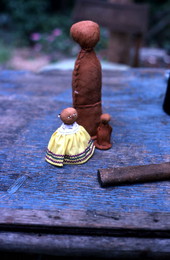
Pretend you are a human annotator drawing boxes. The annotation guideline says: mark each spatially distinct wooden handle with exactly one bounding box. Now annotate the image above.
[98,162,170,187]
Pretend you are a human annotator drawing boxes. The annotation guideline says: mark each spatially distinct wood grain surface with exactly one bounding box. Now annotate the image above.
[0,68,170,257]
[0,231,170,258]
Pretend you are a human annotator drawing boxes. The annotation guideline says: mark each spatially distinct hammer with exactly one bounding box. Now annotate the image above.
[98,162,170,187]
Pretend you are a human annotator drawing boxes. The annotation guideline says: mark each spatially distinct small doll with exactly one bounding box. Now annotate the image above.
[94,113,112,150]
[45,107,95,167]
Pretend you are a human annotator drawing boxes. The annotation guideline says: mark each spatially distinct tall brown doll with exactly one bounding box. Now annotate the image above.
[70,20,102,138]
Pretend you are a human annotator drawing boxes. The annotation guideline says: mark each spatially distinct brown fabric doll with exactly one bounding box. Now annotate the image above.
[94,114,112,150]
[70,20,102,139]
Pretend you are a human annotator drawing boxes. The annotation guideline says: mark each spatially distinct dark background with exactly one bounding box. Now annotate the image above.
[0,0,169,68]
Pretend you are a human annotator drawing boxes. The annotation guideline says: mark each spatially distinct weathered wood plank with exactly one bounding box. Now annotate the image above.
[0,69,169,215]
[0,231,170,258]
[0,208,170,233]
[0,68,170,256]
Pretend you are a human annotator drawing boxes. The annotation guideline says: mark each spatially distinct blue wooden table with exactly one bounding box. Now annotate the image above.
[0,69,170,259]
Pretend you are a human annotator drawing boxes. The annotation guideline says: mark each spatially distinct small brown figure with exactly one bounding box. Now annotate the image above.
[94,114,112,150]
[45,107,95,167]
[70,20,102,139]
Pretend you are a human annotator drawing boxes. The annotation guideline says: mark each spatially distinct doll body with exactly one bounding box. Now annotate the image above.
[94,114,112,150]
[45,108,95,167]
[70,20,102,138]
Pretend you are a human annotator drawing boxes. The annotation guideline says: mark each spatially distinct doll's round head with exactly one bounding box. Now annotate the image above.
[100,113,111,124]
[70,20,100,49]
[60,107,78,125]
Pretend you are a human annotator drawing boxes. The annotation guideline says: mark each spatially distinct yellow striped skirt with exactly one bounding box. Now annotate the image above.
[45,125,95,167]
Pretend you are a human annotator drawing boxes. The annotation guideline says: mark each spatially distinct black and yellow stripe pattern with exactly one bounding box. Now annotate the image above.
[45,139,95,167]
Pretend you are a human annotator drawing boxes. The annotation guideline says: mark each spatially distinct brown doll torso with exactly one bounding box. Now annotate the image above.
[72,49,102,137]
[72,49,101,105]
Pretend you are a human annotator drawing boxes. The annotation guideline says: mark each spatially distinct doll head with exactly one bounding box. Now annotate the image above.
[100,113,111,124]
[70,20,100,49]
[60,107,78,125]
